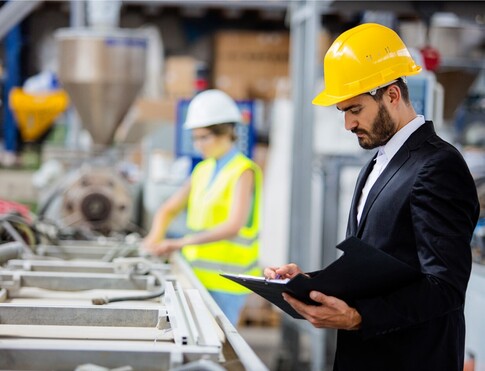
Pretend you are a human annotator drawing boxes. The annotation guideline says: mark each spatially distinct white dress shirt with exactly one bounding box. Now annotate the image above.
[357,115,426,224]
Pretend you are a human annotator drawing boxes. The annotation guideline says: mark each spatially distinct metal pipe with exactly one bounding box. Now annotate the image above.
[0,0,43,41]
[0,242,22,264]
[70,0,85,27]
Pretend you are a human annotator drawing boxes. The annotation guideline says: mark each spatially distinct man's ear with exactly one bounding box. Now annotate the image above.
[386,84,401,105]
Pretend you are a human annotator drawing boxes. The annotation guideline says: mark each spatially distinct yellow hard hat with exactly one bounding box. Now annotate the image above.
[312,23,422,106]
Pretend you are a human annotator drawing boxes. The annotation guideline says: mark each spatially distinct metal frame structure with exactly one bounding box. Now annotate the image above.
[0,242,268,371]
[277,2,323,370]
[278,153,369,370]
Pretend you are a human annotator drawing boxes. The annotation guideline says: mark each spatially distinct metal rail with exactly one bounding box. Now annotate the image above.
[0,0,43,41]
[0,245,267,370]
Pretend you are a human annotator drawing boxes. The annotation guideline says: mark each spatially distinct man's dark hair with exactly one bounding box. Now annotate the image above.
[370,78,411,105]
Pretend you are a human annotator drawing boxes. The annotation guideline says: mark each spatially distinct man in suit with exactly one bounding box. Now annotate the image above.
[264,23,479,370]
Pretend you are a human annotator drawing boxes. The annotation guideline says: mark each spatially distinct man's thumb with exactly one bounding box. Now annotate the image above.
[310,291,325,303]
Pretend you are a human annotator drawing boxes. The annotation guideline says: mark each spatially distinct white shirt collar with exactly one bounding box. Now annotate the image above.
[376,115,426,162]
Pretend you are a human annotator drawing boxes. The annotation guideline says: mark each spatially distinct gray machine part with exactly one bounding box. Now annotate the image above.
[0,244,268,371]
[59,166,134,233]
[38,164,137,235]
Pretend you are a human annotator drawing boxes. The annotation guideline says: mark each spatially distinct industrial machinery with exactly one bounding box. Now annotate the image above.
[0,22,267,370]
[38,160,139,238]
[0,227,266,370]
[36,27,148,236]
[9,86,70,143]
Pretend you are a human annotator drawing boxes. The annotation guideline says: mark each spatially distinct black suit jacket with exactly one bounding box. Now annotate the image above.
[334,122,480,371]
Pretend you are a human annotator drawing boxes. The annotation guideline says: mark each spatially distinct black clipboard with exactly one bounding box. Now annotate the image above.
[220,273,316,319]
[221,237,421,319]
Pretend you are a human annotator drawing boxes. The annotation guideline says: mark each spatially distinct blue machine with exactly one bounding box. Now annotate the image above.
[175,98,258,170]
[2,24,23,153]
[407,72,437,119]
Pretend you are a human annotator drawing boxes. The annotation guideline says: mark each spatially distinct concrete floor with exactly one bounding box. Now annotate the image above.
[238,325,283,370]
[238,323,329,371]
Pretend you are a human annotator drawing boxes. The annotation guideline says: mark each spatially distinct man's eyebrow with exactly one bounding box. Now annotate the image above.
[336,104,362,112]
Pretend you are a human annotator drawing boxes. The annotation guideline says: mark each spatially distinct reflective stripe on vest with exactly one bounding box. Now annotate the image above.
[189,259,259,274]
[187,229,259,247]
[182,152,262,294]
[191,265,261,293]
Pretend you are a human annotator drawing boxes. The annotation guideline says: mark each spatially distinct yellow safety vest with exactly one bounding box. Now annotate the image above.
[182,152,262,294]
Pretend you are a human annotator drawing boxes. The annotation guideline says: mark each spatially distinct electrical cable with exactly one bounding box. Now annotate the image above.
[0,215,36,256]
[91,269,165,305]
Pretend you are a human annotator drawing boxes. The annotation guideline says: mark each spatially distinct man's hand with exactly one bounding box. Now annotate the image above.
[263,263,306,280]
[283,291,362,330]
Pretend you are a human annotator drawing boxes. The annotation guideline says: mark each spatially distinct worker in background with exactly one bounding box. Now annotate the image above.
[143,89,262,326]
[265,23,479,370]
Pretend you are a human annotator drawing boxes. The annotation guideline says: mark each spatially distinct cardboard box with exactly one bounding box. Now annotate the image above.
[133,97,178,123]
[213,31,290,101]
[214,75,249,100]
[164,56,197,99]
[115,97,178,144]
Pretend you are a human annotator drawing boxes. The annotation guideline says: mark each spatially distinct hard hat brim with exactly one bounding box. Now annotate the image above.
[312,91,353,107]
[312,67,422,107]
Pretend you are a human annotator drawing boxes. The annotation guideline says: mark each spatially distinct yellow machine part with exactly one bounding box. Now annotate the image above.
[9,88,69,142]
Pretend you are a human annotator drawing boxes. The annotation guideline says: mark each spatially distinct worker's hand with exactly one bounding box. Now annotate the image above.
[263,263,304,280]
[140,232,166,253]
[140,236,158,253]
[149,238,186,256]
[283,291,362,331]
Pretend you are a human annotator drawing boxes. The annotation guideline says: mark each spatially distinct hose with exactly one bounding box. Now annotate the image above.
[91,269,165,305]
[0,215,36,256]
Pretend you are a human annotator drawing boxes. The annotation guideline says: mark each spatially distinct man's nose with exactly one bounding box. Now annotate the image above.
[344,113,357,131]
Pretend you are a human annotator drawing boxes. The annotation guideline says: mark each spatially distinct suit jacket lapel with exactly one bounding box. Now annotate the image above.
[348,156,376,236]
[354,121,436,237]
[356,148,410,237]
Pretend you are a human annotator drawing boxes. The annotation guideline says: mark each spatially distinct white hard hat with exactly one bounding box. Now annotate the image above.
[183,89,242,129]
